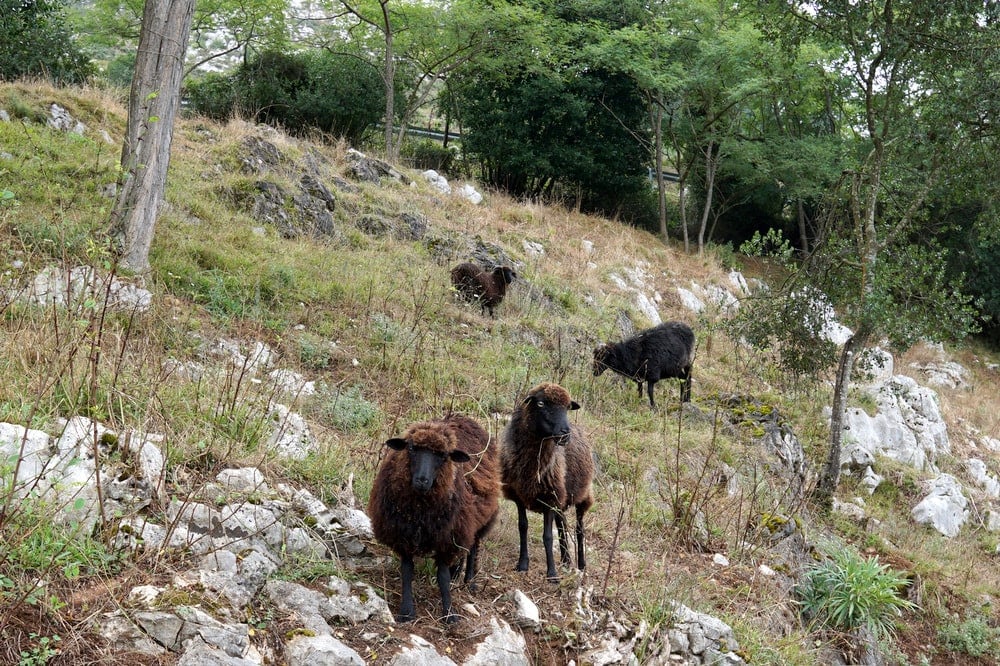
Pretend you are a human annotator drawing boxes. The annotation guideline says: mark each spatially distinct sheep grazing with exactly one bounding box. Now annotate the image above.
[593,320,695,408]
[500,383,594,581]
[367,415,500,623]
[450,262,517,317]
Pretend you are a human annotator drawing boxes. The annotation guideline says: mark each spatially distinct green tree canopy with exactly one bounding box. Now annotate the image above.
[451,0,650,215]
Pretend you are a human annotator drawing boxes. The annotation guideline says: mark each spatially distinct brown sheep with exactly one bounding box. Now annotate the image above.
[367,415,500,623]
[450,262,517,317]
[500,383,594,581]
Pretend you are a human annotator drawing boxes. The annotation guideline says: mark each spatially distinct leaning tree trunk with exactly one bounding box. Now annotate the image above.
[814,330,869,510]
[110,0,196,274]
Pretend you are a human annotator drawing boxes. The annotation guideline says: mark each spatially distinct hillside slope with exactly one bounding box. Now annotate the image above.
[1,81,999,665]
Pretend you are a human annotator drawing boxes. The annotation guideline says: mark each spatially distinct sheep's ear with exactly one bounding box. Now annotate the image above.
[523,395,535,406]
[569,400,581,411]
[386,438,408,451]
[449,450,471,463]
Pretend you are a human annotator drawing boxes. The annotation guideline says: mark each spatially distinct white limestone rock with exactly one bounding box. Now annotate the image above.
[841,375,949,472]
[911,473,969,538]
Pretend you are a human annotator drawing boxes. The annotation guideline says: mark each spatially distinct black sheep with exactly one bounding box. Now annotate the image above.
[367,415,500,623]
[500,383,594,581]
[450,262,517,317]
[593,320,695,408]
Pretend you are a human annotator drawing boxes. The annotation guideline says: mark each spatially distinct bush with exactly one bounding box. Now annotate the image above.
[184,72,239,121]
[103,52,135,88]
[938,613,1000,658]
[401,139,457,173]
[294,50,384,145]
[0,0,94,84]
[312,384,380,433]
[798,546,916,641]
[184,49,384,144]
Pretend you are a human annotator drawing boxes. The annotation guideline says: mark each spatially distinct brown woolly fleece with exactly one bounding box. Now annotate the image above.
[501,383,594,516]
[450,262,517,318]
[368,415,500,565]
[500,382,594,578]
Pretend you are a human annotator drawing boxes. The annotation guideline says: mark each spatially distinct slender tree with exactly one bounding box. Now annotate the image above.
[110,0,196,273]
[760,0,986,507]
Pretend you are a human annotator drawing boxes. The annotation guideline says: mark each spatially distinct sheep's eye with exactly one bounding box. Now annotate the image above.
[536,400,545,407]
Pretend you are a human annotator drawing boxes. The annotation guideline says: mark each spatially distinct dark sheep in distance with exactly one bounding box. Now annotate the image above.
[367,415,500,623]
[593,320,696,408]
[500,383,594,581]
[450,262,517,317]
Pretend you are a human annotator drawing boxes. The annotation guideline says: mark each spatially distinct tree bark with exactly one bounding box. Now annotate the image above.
[380,0,396,160]
[797,198,809,256]
[650,98,668,243]
[111,0,196,274]
[696,140,717,255]
[814,330,868,510]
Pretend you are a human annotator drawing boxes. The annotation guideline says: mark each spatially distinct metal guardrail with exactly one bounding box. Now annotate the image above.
[397,126,681,183]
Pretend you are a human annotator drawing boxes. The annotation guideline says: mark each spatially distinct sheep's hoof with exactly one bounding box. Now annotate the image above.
[515,559,529,572]
[396,611,415,623]
[546,572,560,583]
[442,613,460,625]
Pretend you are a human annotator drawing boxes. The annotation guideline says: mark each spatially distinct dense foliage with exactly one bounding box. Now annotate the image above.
[452,67,649,216]
[0,0,93,84]
[185,49,385,144]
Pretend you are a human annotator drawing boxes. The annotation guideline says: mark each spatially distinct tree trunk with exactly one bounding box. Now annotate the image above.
[381,0,395,160]
[814,330,868,510]
[651,99,668,243]
[696,141,717,255]
[797,198,810,256]
[110,0,196,274]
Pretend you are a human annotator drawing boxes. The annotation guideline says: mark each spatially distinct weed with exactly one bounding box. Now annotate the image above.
[798,545,917,642]
[18,633,60,666]
[311,384,380,433]
[937,612,1000,658]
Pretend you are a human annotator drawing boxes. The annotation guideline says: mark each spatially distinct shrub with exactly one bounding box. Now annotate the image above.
[184,71,239,121]
[103,52,135,88]
[798,546,916,641]
[0,0,94,84]
[937,613,1000,658]
[312,384,380,433]
[184,49,384,144]
[401,139,457,173]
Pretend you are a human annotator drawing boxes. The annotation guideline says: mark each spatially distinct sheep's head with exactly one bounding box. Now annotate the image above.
[386,424,471,493]
[522,382,580,446]
[592,344,612,376]
[494,266,517,286]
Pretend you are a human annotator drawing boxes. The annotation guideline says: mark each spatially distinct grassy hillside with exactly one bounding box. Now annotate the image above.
[2,79,1000,665]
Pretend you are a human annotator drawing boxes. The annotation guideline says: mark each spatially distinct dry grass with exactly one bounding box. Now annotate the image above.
[2,81,1000,665]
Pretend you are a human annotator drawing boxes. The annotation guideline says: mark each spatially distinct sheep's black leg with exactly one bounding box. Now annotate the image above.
[398,555,416,622]
[543,508,559,581]
[681,366,692,402]
[575,504,586,570]
[463,542,478,588]
[636,380,643,398]
[555,510,570,566]
[436,558,458,624]
[515,500,530,571]
[646,380,657,408]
